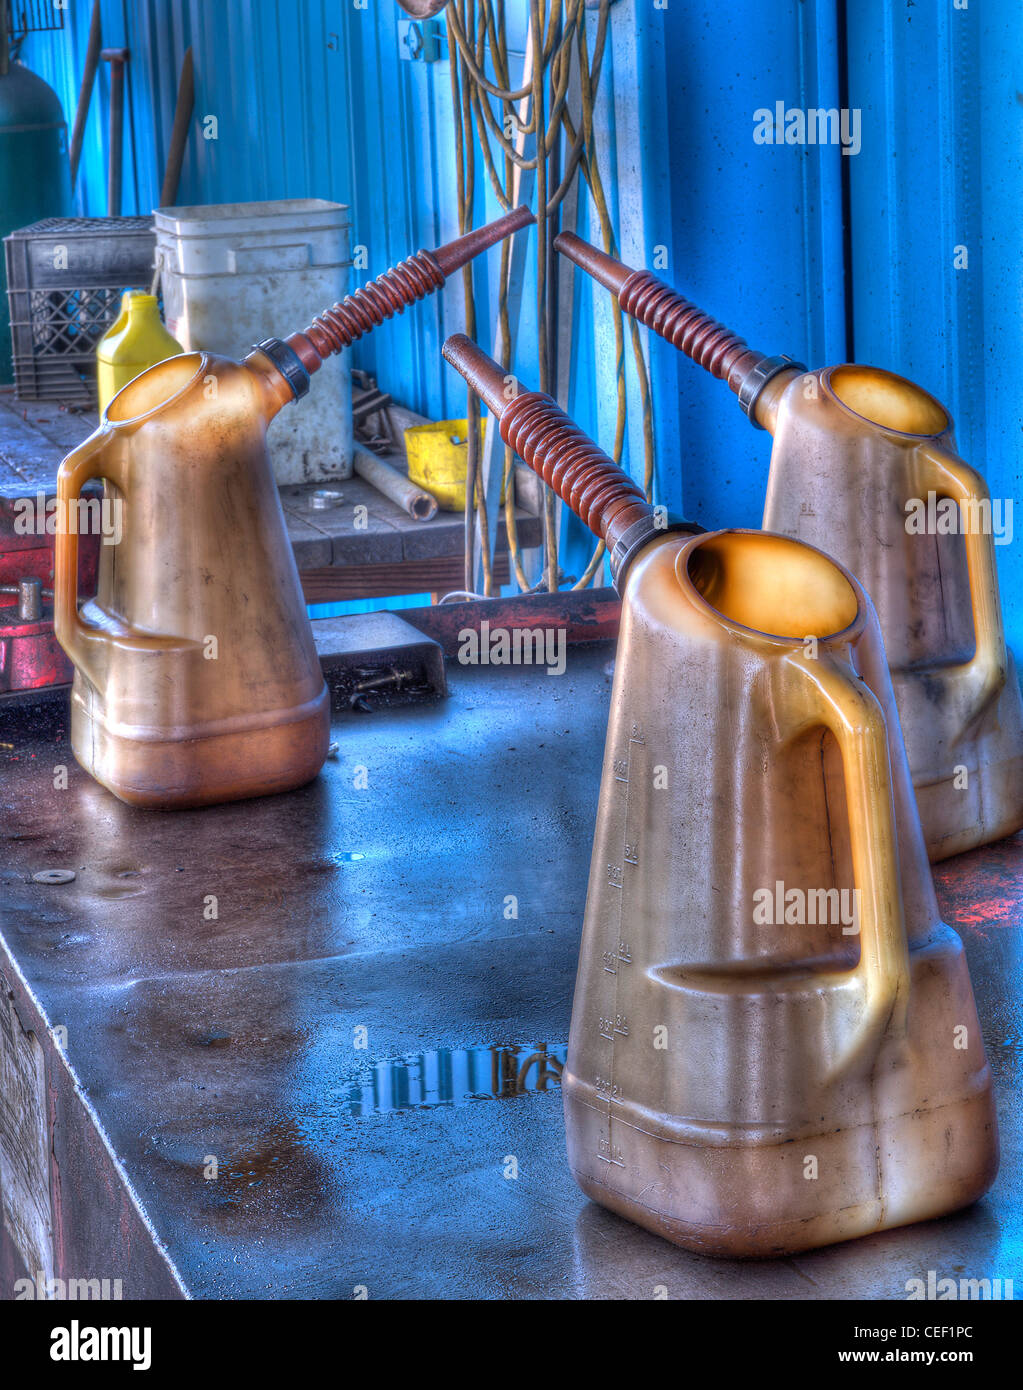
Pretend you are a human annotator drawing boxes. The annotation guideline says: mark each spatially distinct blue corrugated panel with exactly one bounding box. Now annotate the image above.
[23,2,840,525]
[846,0,1022,646]
[20,1,1020,639]
[643,0,846,531]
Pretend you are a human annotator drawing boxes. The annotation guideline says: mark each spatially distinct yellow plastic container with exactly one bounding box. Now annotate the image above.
[404,417,501,511]
[96,292,183,414]
[100,288,139,349]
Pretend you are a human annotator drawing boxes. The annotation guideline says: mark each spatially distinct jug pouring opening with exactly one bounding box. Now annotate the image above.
[105,351,206,426]
[681,530,860,642]
[825,364,950,438]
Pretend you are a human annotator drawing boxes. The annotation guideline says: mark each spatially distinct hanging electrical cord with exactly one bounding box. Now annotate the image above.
[448,1,493,598]
[444,0,654,597]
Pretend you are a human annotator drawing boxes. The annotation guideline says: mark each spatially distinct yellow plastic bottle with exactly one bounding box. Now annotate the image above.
[96,292,183,413]
[101,288,139,347]
[95,290,143,410]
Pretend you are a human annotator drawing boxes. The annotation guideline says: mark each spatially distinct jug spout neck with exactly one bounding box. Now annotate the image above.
[243,343,305,422]
[745,361,804,433]
[126,292,159,319]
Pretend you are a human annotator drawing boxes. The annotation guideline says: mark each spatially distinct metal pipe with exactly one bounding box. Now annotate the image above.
[19,577,43,622]
[159,46,194,208]
[101,48,130,217]
[69,0,103,184]
[0,577,45,622]
[353,446,438,522]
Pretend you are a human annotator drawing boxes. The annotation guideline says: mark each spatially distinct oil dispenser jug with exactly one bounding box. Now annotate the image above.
[442,334,998,1257]
[55,207,533,808]
[555,232,1023,864]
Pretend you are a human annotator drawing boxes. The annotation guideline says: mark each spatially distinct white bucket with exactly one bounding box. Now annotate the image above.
[154,199,353,484]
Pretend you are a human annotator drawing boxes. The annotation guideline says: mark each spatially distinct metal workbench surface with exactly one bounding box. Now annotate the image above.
[1,643,1021,1300]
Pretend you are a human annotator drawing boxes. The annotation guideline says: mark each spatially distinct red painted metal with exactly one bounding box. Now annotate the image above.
[401,586,622,658]
[0,493,100,697]
[933,833,1023,942]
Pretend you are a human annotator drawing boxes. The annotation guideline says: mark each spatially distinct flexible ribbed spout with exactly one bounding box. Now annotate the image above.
[554,231,803,424]
[250,207,535,396]
[442,334,698,588]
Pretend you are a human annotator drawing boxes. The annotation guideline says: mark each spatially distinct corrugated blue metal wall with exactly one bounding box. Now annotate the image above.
[21,0,1022,640]
[651,0,846,527]
[22,0,478,423]
[846,0,1022,643]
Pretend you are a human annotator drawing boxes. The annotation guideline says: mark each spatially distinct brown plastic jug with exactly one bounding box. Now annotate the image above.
[759,365,1023,863]
[55,351,326,808]
[553,233,1023,863]
[565,528,996,1256]
[442,334,998,1257]
[54,208,533,808]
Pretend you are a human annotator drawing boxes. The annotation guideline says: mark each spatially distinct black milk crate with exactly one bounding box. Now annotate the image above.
[4,216,156,406]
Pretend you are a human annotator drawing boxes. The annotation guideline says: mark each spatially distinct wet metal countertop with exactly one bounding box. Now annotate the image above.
[1,643,1021,1299]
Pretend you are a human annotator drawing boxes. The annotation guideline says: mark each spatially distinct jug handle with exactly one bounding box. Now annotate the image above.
[919,444,1008,712]
[788,653,911,1052]
[55,430,113,691]
[56,431,191,691]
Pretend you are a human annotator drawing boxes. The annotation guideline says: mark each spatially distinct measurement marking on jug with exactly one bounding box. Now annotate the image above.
[601,941,632,974]
[598,1014,630,1040]
[595,1074,623,1105]
[594,717,647,1174]
[597,1136,626,1167]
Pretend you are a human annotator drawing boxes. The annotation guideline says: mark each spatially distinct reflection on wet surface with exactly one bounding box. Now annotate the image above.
[3,653,1020,1299]
[336,1043,566,1116]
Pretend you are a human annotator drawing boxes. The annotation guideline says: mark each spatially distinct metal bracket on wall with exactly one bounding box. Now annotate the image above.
[398,19,446,63]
